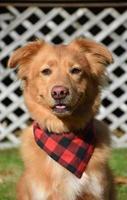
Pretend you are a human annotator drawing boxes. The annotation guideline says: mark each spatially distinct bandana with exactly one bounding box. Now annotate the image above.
[33,121,96,178]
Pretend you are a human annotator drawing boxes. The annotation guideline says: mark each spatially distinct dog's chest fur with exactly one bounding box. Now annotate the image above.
[31,156,103,200]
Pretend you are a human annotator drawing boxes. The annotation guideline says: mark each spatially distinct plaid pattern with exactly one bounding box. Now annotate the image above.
[33,121,96,178]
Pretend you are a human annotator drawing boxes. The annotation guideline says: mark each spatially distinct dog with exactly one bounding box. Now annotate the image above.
[8,38,116,200]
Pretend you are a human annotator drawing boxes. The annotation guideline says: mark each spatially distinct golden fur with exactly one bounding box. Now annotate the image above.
[8,38,115,200]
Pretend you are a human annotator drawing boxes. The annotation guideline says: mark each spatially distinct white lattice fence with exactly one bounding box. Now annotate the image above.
[0,6,127,149]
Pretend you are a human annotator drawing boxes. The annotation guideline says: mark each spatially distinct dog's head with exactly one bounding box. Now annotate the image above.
[8,38,113,129]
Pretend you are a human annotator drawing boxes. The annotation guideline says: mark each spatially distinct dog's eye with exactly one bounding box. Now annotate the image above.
[41,68,52,75]
[70,67,81,75]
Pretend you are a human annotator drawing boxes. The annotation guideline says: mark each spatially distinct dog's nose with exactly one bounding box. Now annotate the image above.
[51,86,69,100]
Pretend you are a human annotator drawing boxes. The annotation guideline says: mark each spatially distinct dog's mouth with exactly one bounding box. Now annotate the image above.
[52,103,70,114]
[51,94,83,116]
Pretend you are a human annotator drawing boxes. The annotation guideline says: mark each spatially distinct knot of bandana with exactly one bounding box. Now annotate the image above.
[33,121,96,178]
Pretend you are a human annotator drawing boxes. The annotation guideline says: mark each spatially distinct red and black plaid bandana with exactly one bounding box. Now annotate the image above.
[33,121,96,178]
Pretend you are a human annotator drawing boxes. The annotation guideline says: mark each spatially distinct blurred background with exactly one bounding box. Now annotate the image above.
[0,0,127,199]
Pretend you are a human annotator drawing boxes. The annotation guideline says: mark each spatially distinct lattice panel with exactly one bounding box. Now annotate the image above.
[0,6,127,148]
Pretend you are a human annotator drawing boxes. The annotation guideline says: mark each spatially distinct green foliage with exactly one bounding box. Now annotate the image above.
[0,148,127,200]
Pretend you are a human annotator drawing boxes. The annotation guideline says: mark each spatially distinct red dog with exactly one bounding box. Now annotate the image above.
[8,38,116,200]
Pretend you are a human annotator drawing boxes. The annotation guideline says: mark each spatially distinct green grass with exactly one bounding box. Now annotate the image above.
[110,148,127,200]
[0,149,23,200]
[0,148,127,200]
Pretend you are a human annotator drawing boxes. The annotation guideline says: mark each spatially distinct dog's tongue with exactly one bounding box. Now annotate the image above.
[56,105,66,109]
[53,104,68,113]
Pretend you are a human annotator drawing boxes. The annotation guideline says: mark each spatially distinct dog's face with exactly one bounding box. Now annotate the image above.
[8,39,113,119]
[27,45,90,117]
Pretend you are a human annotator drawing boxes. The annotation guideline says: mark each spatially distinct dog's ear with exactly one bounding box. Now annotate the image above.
[8,40,44,79]
[70,38,113,78]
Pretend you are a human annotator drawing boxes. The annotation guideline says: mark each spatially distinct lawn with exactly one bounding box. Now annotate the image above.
[0,148,127,200]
